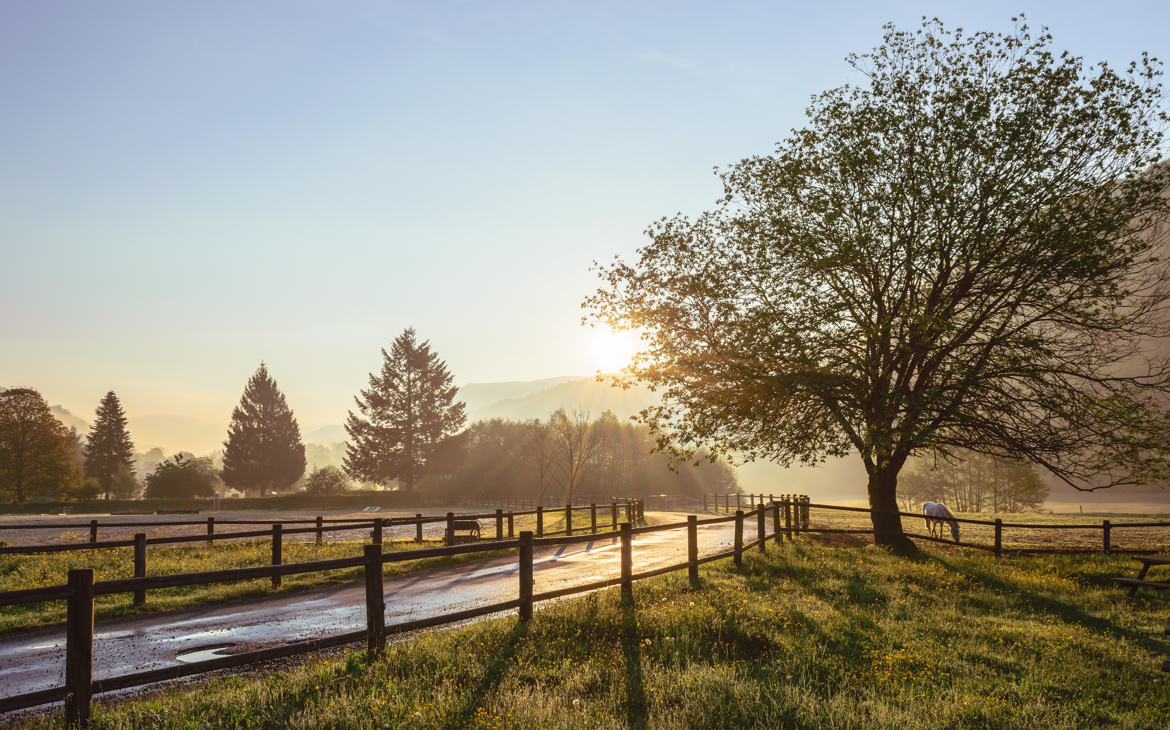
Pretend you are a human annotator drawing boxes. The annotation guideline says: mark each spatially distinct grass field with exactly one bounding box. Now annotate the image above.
[19,538,1170,729]
[0,538,510,633]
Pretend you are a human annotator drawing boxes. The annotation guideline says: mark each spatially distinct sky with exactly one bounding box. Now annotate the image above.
[2,0,1169,448]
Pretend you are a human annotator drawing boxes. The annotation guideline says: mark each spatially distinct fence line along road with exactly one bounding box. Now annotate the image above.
[0,498,797,725]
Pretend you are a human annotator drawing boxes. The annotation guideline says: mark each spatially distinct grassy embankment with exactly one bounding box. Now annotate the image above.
[0,538,510,633]
[22,540,1170,729]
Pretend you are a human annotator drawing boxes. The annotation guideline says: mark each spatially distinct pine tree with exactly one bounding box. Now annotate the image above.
[345,328,466,491]
[83,391,136,500]
[222,363,306,497]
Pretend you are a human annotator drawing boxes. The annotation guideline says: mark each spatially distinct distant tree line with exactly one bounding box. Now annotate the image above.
[897,450,1051,513]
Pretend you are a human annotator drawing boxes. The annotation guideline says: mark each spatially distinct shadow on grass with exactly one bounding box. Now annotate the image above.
[620,600,648,729]
[439,621,529,730]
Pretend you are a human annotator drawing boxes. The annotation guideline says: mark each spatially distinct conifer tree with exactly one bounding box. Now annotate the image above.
[345,328,466,491]
[222,363,306,496]
[84,391,136,500]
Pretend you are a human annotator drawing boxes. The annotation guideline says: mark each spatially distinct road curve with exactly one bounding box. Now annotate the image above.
[0,518,741,702]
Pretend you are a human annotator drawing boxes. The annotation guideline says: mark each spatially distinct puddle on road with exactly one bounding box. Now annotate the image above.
[175,644,236,663]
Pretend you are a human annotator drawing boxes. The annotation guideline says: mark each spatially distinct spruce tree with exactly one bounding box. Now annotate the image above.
[222,363,306,496]
[345,328,466,491]
[83,391,136,500]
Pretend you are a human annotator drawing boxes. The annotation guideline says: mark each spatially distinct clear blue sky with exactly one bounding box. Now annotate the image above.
[2,1,1167,447]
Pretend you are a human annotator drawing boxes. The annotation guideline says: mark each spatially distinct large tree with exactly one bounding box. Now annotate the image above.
[222,363,306,496]
[586,17,1170,553]
[145,454,220,499]
[345,328,467,491]
[0,387,84,502]
[84,391,136,500]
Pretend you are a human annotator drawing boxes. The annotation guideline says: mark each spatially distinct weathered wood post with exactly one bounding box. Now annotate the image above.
[703,493,708,512]
[994,518,1003,558]
[565,504,572,536]
[733,510,744,568]
[802,496,810,532]
[89,519,98,544]
[133,532,146,605]
[373,519,383,547]
[772,501,783,545]
[736,493,741,510]
[1103,519,1112,555]
[271,523,282,588]
[316,516,323,545]
[536,506,544,538]
[620,522,633,603]
[611,501,618,528]
[415,514,423,542]
[724,493,730,513]
[363,544,385,656]
[687,515,699,588]
[207,516,215,546]
[757,506,766,552]
[518,531,534,622]
[784,497,793,539]
[750,494,755,508]
[65,568,94,727]
[496,509,504,540]
[591,503,597,534]
[507,511,514,538]
[445,512,456,546]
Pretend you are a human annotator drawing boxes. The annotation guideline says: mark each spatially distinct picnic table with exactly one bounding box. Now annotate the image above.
[1112,555,1170,597]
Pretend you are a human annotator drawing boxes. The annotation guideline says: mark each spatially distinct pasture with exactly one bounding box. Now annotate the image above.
[14,538,1169,729]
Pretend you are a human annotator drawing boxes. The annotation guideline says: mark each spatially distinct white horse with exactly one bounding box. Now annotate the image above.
[922,502,960,543]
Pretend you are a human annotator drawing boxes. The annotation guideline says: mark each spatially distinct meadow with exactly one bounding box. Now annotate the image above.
[17,538,1169,729]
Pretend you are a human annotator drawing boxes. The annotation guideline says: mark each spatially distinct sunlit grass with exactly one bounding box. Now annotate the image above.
[23,541,1170,729]
[0,539,509,633]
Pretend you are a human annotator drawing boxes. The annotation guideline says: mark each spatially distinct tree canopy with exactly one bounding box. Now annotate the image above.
[345,328,467,491]
[144,454,220,499]
[84,391,135,500]
[0,387,83,503]
[222,363,306,496]
[586,17,1170,553]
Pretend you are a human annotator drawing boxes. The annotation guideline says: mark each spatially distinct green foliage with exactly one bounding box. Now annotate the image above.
[83,391,135,499]
[303,465,352,495]
[345,328,467,491]
[586,17,1170,549]
[222,363,306,496]
[36,547,1169,728]
[70,477,104,502]
[899,450,1051,512]
[144,454,220,499]
[0,387,83,503]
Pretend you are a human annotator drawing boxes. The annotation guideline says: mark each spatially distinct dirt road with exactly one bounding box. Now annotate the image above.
[0,517,740,702]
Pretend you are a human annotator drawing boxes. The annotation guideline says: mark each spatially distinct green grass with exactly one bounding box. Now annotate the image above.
[21,540,1170,729]
[0,539,510,633]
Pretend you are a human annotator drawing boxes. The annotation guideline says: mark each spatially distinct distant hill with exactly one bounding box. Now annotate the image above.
[51,405,89,433]
[303,424,347,444]
[457,376,585,416]
[467,376,658,422]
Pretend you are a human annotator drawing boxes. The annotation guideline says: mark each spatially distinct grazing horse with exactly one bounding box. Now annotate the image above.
[922,502,960,543]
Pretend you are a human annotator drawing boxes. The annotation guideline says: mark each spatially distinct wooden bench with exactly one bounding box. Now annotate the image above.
[445,519,481,542]
[1112,555,1170,597]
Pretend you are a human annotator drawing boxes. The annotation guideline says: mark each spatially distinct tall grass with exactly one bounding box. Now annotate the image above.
[21,541,1170,729]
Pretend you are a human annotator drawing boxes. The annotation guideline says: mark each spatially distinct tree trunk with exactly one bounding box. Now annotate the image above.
[867,465,917,555]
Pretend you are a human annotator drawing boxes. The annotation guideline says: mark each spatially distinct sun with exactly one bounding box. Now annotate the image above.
[587,327,642,374]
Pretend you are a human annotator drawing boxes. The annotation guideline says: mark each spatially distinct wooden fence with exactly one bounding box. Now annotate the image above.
[0,498,796,725]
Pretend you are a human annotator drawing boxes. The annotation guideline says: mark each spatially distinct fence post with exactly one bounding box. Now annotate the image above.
[133,532,146,605]
[734,510,744,568]
[687,515,699,588]
[591,503,597,534]
[415,514,423,542]
[271,524,282,588]
[611,501,618,528]
[536,506,544,538]
[364,544,385,656]
[316,516,323,545]
[620,522,633,603]
[565,505,572,536]
[772,501,782,545]
[207,516,215,546]
[373,519,383,547]
[703,494,708,512]
[507,511,514,538]
[446,512,455,546]
[496,509,504,540]
[89,519,98,544]
[65,568,94,727]
[1103,519,1111,555]
[802,496,810,532]
[725,493,730,513]
[994,518,1003,558]
[519,531,533,622]
[784,497,793,539]
[757,506,766,552]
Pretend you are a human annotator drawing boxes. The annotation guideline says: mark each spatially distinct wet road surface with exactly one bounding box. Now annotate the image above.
[0,517,741,701]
